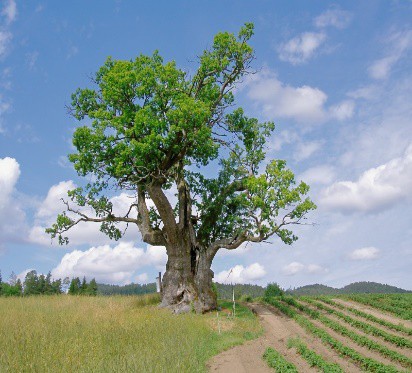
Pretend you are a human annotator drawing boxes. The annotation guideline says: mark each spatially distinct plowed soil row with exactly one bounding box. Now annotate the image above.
[333,298,412,329]
[208,303,360,372]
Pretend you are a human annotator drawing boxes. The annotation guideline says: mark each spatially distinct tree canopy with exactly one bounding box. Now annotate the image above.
[46,23,316,312]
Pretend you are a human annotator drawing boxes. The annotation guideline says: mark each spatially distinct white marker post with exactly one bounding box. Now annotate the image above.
[156,272,162,293]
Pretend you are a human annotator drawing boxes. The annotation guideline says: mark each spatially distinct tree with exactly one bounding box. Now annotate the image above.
[87,279,98,296]
[24,270,40,295]
[47,24,316,313]
[68,277,81,295]
[264,283,284,298]
[0,270,3,295]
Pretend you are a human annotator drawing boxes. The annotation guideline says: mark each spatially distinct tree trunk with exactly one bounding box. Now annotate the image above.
[160,245,217,313]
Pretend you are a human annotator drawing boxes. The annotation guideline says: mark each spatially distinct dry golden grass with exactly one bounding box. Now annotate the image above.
[0,295,261,372]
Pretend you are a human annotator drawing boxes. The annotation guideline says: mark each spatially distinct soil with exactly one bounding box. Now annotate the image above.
[207,303,360,373]
[333,298,412,329]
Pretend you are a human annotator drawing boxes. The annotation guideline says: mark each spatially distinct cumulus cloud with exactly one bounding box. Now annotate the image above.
[278,32,326,65]
[246,70,354,124]
[314,8,352,29]
[51,242,167,284]
[0,157,27,247]
[320,145,412,213]
[215,263,266,284]
[299,165,335,185]
[282,262,328,276]
[368,30,412,80]
[348,247,380,260]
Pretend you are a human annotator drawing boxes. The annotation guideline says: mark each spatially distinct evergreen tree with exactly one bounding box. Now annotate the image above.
[80,276,88,294]
[51,279,62,294]
[45,272,53,295]
[87,279,98,296]
[0,270,3,295]
[38,274,46,294]
[68,277,81,295]
[24,270,40,295]
[15,279,22,295]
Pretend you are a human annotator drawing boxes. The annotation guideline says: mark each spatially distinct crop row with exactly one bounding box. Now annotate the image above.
[287,338,343,373]
[301,297,412,348]
[342,294,412,320]
[278,296,412,369]
[264,297,401,373]
[263,347,298,372]
[315,297,412,336]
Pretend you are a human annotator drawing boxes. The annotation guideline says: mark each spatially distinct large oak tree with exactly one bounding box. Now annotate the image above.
[47,24,316,313]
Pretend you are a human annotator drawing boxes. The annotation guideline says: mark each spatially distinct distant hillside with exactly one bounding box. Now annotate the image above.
[288,281,411,296]
[97,282,156,295]
[215,282,265,300]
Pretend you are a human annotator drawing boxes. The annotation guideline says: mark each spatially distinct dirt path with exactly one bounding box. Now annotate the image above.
[333,298,412,329]
[207,303,360,373]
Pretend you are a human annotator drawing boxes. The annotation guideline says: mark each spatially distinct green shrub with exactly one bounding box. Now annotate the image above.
[264,283,284,298]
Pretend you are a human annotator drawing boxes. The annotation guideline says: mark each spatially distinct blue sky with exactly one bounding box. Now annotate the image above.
[1,1,411,289]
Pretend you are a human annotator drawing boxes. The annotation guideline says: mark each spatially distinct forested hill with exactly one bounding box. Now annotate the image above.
[288,282,411,295]
[97,282,156,295]
[96,281,410,297]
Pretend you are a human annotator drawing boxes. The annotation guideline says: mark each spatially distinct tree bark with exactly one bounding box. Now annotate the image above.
[160,243,217,314]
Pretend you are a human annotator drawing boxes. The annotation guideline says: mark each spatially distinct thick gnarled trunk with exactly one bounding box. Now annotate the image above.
[160,246,217,313]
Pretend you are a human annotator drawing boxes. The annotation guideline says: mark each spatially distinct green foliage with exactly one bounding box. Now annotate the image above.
[97,282,157,295]
[214,283,264,300]
[264,283,284,298]
[263,347,298,372]
[287,338,343,373]
[46,23,316,262]
[68,277,98,296]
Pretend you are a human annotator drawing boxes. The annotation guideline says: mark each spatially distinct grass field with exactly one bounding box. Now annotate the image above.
[262,294,412,373]
[0,295,261,372]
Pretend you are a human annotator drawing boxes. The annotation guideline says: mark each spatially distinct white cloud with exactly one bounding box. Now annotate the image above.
[347,85,380,101]
[246,70,354,124]
[320,145,412,213]
[329,100,355,121]
[349,247,380,260]
[314,8,352,29]
[299,165,335,185]
[1,0,17,25]
[0,157,27,247]
[278,32,326,65]
[282,262,305,275]
[0,156,20,207]
[282,262,328,276]
[51,242,167,284]
[294,141,322,162]
[215,263,266,284]
[368,30,412,80]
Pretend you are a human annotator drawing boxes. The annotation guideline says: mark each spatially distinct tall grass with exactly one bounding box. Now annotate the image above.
[0,295,260,372]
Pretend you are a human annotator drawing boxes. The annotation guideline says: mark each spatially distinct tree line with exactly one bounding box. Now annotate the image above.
[0,270,97,296]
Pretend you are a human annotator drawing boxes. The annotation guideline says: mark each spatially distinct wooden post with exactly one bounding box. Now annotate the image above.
[156,272,162,293]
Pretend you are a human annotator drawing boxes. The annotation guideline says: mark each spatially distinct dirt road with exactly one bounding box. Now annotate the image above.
[207,303,360,372]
